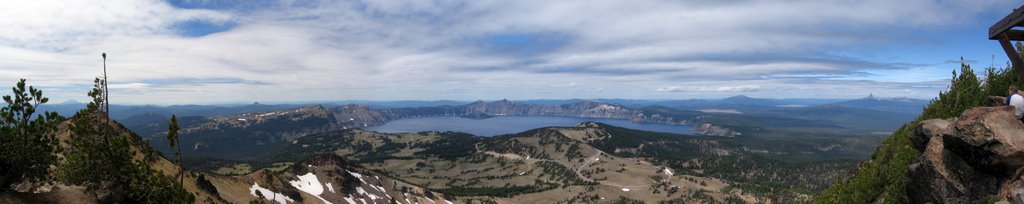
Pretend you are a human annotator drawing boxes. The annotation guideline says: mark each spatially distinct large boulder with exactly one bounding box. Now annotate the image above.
[908,106,1024,203]
[944,107,1024,177]
[907,135,1001,203]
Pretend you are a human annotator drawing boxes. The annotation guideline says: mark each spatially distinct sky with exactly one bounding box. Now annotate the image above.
[0,0,1020,105]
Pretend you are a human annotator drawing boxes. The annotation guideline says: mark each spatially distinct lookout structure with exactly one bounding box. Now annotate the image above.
[991,4,1024,81]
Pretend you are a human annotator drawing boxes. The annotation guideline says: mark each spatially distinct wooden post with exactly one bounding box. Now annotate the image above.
[997,34,1024,81]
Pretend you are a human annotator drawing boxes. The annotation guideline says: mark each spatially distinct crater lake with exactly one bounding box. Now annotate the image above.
[363,116,694,136]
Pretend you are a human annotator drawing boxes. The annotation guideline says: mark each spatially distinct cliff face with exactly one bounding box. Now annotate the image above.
[908,106,1024,203]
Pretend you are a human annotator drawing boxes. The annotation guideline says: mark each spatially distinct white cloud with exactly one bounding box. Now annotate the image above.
[0,0,229,51]
[0,0,1011,104]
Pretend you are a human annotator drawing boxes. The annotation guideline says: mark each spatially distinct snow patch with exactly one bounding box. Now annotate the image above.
[258,112,277,117]
[356,186,381,200]
[347,170,367,184]
[288,172,332,204]
[250,183,295,204]
[621,188,631,192]
[664,168,674,176]
[445,200,454,204]
[370,184,391,199]
[326,182,335,193]
[344,195,357,204]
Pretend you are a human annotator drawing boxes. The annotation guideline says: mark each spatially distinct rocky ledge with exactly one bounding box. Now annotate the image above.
[908,106,1024,203]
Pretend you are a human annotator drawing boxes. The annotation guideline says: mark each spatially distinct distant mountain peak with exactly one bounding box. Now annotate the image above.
[726,95,753,100]
[58,99,82,104]
[859,94,917,102]
[864,94,876,100]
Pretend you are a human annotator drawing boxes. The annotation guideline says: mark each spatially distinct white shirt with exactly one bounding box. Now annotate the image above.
[1010,94,1024,119]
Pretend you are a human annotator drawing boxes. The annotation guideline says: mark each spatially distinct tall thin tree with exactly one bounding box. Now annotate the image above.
[166,115,183,185]
[101,53,108,119]
[98,53,113,163]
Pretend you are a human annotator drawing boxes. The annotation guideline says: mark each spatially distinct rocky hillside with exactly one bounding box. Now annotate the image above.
[210,154,451,204]
[256,121,867,202]
[263,123,763,203]
[2,114,449,204]
[907,106,1024,203]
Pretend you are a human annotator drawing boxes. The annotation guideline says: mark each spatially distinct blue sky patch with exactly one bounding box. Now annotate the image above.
[173,19,236,37]
[475,33,570,56]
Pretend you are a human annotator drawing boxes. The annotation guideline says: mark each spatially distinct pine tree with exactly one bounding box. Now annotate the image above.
[0,79,62,188]
[59,78,194,203]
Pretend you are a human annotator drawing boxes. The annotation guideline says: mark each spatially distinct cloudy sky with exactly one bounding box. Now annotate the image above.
[0,0,1019,105]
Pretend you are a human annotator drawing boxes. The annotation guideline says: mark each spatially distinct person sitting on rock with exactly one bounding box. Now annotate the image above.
[1009,86,1019,105]
[1010,86,1024,122]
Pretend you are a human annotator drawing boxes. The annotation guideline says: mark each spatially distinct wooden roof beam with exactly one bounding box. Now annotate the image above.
[990,4,1024,40]
[991,4,1024,82]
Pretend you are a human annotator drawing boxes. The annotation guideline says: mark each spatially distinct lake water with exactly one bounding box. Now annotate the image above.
[363,116,693,136]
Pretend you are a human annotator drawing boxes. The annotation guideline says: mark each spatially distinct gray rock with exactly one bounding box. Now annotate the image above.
[908,106,1024,202]
[945,106,1024,177]
[912,119,951,151]
[907,136,1001,203]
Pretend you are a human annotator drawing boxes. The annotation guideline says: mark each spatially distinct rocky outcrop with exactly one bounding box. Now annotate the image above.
[908,106,1024,203]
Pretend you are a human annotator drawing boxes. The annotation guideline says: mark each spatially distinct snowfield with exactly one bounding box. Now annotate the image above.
[289,172,332,204]
[250,183,295,204]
